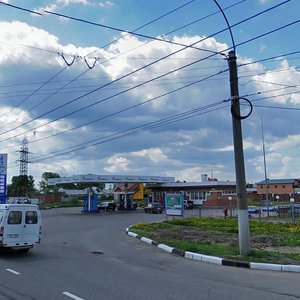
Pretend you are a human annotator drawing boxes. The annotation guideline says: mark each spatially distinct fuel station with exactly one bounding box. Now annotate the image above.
[48,174,175,213]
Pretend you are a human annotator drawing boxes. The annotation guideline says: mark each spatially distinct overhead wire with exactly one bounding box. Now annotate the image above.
[4,49,299,150]
[1,78,298,154]
[1,57,298,100]
[0,51,225,143]
[0,1,42,16]
[1,0,298,166]
[28,87,300,164]
[0,0,202,129]
[2,40,298,146]
[0,0,292,140]
[9,68,230,147]
[29,102,228,163]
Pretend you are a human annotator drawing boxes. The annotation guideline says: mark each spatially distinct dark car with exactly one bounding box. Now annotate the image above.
[144,203,163,214]
[184,200,194,210]
[98,201,117,211]
[117,201,138,210]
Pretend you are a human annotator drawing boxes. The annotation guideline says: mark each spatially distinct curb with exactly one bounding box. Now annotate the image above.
[126,227,300,273]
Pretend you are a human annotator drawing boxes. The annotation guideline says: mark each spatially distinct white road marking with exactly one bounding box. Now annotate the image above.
[62,291,85,300]
[5,268,20,275]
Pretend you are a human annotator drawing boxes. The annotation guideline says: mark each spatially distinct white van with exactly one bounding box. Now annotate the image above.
[0,204,41,252]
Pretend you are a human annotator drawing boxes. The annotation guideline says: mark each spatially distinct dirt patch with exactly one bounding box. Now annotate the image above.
[150,225,287,251]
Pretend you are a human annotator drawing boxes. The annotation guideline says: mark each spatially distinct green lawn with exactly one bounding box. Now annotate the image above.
[130,217,300,265]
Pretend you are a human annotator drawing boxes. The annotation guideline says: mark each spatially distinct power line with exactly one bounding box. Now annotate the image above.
[44,10,221,56]
[0,0,296,142]
[0,29,229,140]
[17,69,229,146]
[0,1,205,125]
[29,102,227,163]
[0,1,42,16]
[2,85,298,155]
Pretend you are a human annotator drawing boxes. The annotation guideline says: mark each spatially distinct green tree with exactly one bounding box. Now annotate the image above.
[39,172,60,193]
[7,175,37,197]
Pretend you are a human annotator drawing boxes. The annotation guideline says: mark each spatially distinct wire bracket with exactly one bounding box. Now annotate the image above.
[230,96,253,120]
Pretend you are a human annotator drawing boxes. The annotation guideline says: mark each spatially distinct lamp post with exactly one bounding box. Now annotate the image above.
[228,196,233,218]
[275,195,280,202]
[290,197,295,223]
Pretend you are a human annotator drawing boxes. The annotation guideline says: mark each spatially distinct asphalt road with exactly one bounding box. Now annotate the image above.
[0,207,299,300]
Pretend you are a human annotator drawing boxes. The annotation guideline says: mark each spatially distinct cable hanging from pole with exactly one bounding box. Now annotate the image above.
[58,53,79,67]
[213,0,252,120]
[83,57,100,69]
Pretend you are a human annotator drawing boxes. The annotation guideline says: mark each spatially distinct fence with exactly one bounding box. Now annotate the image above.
[182,205,300,222]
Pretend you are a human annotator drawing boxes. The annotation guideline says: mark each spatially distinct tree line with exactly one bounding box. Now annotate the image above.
[7,172,105,198]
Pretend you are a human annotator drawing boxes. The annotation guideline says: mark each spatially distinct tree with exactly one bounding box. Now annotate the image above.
[39,172,60,193]
[7,175,37,197]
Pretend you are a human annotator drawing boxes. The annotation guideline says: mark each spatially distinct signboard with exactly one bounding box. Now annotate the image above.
[48,174,175,185]
[0,154,7,204]
[165,193,183,216]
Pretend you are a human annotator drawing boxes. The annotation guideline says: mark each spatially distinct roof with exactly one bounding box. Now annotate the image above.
[256,179,296,185]
[148,181,236,189]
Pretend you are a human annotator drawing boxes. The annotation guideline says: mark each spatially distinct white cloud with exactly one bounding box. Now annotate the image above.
[0,17,298,185]
[104,155,130,173]
[132,148,167,163]
[253,60,300,105]
[58,0,90,5]
[257,0,270,4]
[99,1,114,8]
[35,0,91,14]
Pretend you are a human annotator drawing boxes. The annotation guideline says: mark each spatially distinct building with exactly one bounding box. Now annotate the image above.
[147,180,238,207]
[256,178,300,201]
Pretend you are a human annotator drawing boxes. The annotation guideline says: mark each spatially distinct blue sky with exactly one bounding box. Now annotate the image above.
[0,0,299,187]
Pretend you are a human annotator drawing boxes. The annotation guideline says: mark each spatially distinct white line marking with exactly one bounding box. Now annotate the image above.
[6,268,20,275]
[62,291,85,300]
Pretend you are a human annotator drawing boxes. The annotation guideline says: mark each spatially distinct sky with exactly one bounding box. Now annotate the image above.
[0,0,299,188]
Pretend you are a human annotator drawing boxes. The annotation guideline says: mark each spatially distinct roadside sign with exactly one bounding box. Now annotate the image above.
[165,193,183,216]
[0,154,7,204]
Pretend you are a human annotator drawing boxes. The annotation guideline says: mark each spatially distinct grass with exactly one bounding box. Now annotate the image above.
[39,200,83,209]
[130,217,300,265]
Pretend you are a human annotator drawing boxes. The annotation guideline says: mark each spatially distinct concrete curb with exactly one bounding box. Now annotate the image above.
[126,227,300,273]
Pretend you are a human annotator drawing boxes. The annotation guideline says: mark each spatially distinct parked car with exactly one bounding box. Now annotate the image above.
[117,201,138,210]
[144,202,163,214]
[184,200,194,210]
[98,201,117,211]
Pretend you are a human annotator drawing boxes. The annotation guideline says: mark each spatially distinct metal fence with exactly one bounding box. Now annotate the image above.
[182,205,300,222]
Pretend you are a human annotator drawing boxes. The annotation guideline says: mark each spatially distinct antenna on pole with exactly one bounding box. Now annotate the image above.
[261,116,269,216]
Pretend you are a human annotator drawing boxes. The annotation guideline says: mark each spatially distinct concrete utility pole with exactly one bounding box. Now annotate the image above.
[227,50,251,256]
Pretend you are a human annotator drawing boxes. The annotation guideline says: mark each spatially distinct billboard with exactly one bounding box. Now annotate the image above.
[165,193,183,216]
[0,154,7,204]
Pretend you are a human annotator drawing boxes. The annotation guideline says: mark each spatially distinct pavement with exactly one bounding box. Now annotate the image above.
[126,226,300,273]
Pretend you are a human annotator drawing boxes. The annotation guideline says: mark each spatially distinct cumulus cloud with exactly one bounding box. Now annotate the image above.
[35,0,92,14]
[0,18,298,185]
[99,1,114,8]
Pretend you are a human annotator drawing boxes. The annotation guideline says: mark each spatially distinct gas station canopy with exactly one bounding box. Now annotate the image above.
[48,174,175,185]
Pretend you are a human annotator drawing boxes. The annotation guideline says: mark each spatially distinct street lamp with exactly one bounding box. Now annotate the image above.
[275,195,280,202]
[228,196,233,218]
[290,197,295,223]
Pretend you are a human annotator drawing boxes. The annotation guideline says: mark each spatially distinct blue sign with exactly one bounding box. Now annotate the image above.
[165,193,183,216]
[0,174,6,203]
[0,154,7,204]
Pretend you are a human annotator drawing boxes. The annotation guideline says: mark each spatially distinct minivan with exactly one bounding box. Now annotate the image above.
[0,204,41,252]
